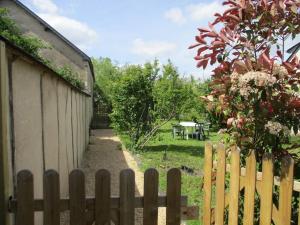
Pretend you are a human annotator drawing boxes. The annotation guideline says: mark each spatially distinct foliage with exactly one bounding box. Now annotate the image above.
[92,57,121,108]
[0,8,47,58]
[190,0,300,160]
[110,62,158,148]
[56,66,85,90]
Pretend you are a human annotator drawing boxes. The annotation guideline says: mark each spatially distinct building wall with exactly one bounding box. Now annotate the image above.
[1,40,93,225]
[0,0,93,92]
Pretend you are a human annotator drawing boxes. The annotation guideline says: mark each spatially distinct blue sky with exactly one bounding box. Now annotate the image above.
[19,0,228,79]
[19,0,300,79]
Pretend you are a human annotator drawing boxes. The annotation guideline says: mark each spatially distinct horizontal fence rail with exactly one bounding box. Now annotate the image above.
[204,142,298,225]
[9,168,199,225]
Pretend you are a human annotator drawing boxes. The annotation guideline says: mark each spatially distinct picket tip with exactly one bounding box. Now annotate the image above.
[17,170,33,180]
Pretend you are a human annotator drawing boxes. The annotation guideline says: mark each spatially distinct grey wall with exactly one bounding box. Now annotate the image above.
[0,0,94,92]
[1,40,93,224]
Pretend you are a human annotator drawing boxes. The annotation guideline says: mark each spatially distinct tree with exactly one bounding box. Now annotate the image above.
[109,61,158,149]
[190,0,300,159]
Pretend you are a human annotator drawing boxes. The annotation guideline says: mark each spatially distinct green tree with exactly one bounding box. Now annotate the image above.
[110,61,159,149]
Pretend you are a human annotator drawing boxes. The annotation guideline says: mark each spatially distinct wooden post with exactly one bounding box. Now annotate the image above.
[0,40,11,225]
[215,143,226,225]
[203,142,213,225]
[166,168,181,225]
[228,146,240,225]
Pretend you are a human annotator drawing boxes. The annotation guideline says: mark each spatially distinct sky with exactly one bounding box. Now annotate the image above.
[18,0,300,80]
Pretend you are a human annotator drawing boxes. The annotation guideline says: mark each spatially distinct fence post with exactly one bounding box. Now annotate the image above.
[166,168,181,225]
[259,153,274,225]
[0,40,12,225]
[228,146,240,225]
[215,143,226,225]
[203,142,213,225]
[279,156,294,225]
[243,150,256,225]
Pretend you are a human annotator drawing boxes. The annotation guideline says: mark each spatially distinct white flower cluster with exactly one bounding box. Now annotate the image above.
[273,64,288,79]
[265,121,290,136]
[230,71,276,98]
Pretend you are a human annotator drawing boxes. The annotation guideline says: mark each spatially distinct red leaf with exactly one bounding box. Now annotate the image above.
[277,50,283,59]
[203,32,218,38]
[197,27,210,33]
[188,43,202,49]
[226,14,240,22]
[197,59,209,69]
[212,40,225,48]
[195,36,207,44]
[197,46,209,55]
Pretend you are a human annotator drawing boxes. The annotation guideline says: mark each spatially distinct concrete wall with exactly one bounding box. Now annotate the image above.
[0,39,93,224]
[0,0,94,92]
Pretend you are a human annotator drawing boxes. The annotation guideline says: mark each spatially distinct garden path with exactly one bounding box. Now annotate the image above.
[81,129,166,225]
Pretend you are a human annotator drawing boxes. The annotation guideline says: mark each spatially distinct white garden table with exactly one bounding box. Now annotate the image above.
[179,121,197,140]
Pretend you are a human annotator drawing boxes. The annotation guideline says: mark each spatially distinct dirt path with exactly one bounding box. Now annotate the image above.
[81,129,165,225]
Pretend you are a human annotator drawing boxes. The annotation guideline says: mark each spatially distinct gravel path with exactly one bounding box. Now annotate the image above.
[81,129,166,225]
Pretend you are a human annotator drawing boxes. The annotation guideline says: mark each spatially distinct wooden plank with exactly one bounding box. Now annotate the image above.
[0,40,11,225]
[166,168,181,225]
[279,156,294,225]
[143,168,159,225]
[8,195,188,212]
[69,169,86,225]
[43,170,60,225]
[16,170,34,225]
[259,153,274,225]
[120,169,135,225]
[203,142,213,225]
[298,194,300,225]
[215,143,226,225]
[95,169,111,225]
[228,146,240,225]
[243,150,256,225]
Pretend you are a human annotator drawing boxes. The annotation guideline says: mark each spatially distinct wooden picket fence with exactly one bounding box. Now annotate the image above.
[8,168,198,225]
[203,142,300,225]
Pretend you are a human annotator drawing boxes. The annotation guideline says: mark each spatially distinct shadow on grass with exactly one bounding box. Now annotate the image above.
[142,144,204,157]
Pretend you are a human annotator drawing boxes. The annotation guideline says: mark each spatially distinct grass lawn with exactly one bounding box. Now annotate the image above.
[118,122,300,225]
[119,122,222,225]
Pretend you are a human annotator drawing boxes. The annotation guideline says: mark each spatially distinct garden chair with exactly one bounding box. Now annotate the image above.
[194,123,205,140]
[203,122,210,137]
[172,124,185,139]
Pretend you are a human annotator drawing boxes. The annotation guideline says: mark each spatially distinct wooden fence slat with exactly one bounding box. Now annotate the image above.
[279,156,294,225]
[69,169,86,225]
[143,168,159,225]
[43,170,60,225]
[166,168,181,225]
[16,170,34,225]
[203,142,213,225]
[259,153,274,225]
[215,143,226,225]
[243,150,256,225]
[298,193,300,225]
[228,146,240,225]
[120,169,135,225]
[95,169,111,225]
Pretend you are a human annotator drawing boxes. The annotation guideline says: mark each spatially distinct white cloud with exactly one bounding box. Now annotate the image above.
[186,1,225,21]
[164,8,186,25]
[30,0,58,14]
[29,0,98,51]
[38,13,98,50]
[131,38,176,56]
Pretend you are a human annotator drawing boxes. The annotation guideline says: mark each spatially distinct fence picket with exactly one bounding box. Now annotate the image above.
[16,170,34,225]
[43,170,60,225]
[259,153,274,225]
[279,156,294,225]
[215,143,226,225]
[120,169,135,225]
[166,168,181,225]
[228,146,240,225]
[243,150,256,225]
[95,169,111,225]
[203,142,213,225]
[69,169,86,225]
[143,168,159,225]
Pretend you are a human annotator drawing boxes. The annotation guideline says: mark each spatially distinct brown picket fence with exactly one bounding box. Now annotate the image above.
[203,142,300,225]
[8,168,198,225]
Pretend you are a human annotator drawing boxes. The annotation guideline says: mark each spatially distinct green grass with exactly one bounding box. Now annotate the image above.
[119,122,222,225]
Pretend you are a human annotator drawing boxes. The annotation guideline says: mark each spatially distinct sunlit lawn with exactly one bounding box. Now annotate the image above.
[119,122,222,225]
